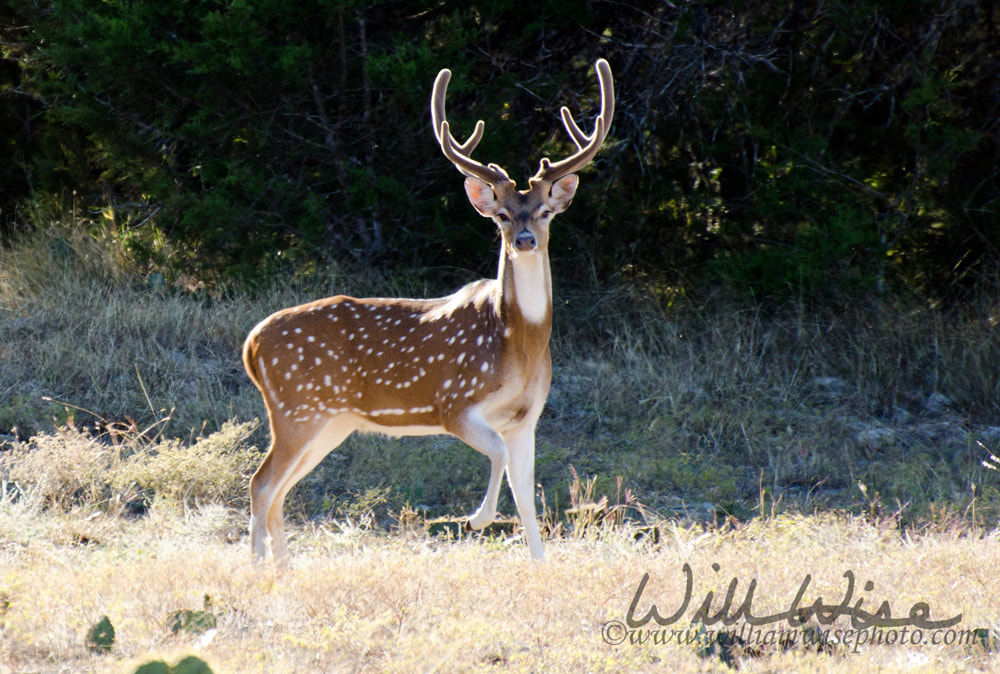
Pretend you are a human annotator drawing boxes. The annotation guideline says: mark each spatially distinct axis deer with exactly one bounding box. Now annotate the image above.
[243,59,614,563]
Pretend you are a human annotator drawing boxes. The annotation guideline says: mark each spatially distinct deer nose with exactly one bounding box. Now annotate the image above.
[515,229,537,252]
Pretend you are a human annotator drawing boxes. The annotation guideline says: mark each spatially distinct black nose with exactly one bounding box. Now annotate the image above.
[515,230,537,251]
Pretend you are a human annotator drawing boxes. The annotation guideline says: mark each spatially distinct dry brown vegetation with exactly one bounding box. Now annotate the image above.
[2,229,1000,672]
[1,494,998,672]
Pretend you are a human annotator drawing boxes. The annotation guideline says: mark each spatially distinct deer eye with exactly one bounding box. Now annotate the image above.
[496,212,511,223]
[540,210,553,220]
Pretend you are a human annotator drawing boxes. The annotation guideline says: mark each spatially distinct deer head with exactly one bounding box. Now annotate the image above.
[431,59,614,264]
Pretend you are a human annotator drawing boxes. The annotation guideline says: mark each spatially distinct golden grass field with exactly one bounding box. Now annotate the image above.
[3,232,1000,672]
[1,493,998,673]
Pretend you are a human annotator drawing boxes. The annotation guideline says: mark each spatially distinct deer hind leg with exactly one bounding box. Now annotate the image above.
[250,416,355,564]
[503,421,544,560]
[451,407,509,530]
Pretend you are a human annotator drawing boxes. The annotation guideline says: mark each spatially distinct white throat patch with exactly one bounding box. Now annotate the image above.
[511,252,550,323]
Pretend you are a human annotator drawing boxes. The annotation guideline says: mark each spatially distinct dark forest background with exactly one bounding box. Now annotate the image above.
[2,0,999,300]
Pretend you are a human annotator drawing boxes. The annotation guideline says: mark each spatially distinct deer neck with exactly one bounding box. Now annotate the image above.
[497,246,552,334]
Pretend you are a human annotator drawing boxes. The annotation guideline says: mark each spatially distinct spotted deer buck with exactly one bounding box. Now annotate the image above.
[243,59,614,563]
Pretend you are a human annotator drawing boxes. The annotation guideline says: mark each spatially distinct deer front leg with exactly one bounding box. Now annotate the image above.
[504,421,544,560]
[451,407,509,530]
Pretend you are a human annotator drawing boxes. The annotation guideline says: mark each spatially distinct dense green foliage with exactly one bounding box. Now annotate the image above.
[2,0,998,297]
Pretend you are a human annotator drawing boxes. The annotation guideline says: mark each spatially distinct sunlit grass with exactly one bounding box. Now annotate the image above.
[1,498,997,672]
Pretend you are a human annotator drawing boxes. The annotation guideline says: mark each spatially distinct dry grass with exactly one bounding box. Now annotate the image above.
[0,498,998,673]
[546,285,1000,527]
[3,228,1000,671]
[0,229,256,437]
[3,228,1000,529]
[0,420,260,515]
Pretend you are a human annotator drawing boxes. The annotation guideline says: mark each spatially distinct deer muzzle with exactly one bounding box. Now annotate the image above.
[515,229,537,252]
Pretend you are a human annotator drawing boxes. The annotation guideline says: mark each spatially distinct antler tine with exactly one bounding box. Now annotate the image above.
[559,106,589,150]
[531,58,615,184]
[432,68,511,185]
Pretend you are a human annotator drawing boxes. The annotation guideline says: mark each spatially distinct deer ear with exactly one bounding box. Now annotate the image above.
[548,174,579,213]
[464,178,499,217]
